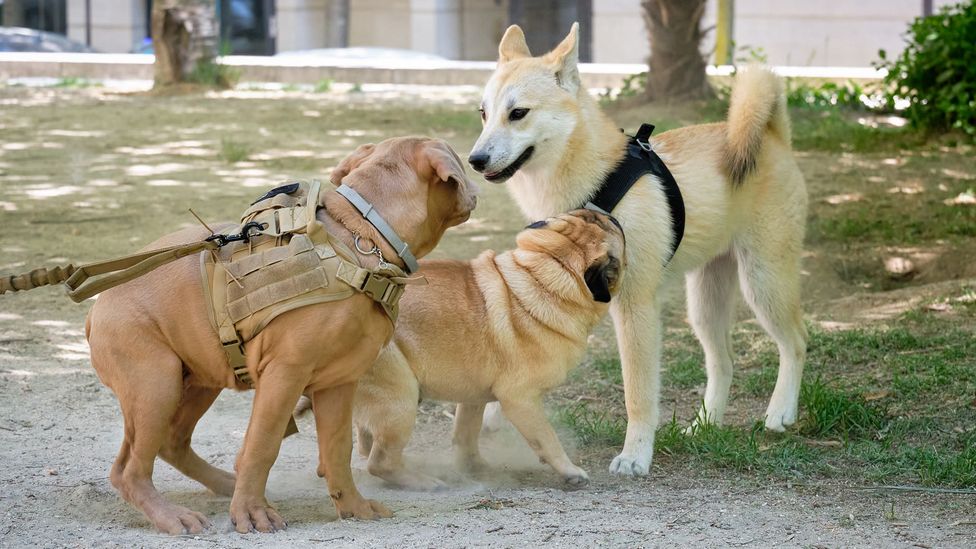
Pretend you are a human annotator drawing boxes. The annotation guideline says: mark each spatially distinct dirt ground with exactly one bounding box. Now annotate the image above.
[1,84,974,548]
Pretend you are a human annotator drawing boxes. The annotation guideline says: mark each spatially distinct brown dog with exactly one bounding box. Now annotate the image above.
[85,137,477,534]
[348,210,624,489]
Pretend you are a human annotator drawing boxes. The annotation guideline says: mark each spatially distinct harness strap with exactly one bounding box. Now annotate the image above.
[335,184,420,274]
[584,123,685,264]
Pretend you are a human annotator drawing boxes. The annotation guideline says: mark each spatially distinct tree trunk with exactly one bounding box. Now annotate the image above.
[152,0,218,88]
[641,0,713,101]
[3,0,26,27]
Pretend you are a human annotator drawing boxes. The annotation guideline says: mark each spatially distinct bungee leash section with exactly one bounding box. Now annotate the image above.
[1,216,271,303]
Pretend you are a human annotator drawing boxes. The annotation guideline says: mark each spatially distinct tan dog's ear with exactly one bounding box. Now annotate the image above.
[543,22,580,94]
[499,25,531,63]
[330,143,376,185]
[584,254,621,304]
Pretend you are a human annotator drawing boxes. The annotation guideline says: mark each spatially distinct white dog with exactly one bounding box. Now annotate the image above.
[469,23,808,475]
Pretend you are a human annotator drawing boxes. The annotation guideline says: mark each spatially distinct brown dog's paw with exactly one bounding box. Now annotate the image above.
[149,505,210,535]
[336,498,393,520]
[229,497,287,534]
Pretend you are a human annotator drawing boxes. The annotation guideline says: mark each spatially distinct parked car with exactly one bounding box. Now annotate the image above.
[0,26,96,53]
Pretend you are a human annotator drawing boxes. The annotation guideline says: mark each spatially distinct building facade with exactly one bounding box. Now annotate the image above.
[0,0,959,66]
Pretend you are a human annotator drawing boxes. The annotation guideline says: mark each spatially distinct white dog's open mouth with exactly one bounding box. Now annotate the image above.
[485,146,534,182]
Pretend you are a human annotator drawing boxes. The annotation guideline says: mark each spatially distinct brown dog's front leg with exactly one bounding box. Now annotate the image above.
[312,383,393,520]
[229,367,306,533]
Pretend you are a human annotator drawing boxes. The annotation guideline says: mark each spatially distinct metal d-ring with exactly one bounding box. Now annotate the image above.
[354,234,377,255]
[354,234,393,271]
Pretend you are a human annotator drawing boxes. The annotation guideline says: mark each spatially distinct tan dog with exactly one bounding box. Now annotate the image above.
[469,24,808,476]
[347,209,623,489]
[85,137,477,534]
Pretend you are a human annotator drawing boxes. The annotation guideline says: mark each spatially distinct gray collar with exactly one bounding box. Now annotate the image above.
[334,183,420,274]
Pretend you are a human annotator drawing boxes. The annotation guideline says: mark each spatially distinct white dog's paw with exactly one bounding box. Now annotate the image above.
[562,467,590,487]
[764,403,798,432]
[608,452,651,476]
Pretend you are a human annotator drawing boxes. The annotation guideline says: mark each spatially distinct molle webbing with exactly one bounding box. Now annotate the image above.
[202,180,411,387]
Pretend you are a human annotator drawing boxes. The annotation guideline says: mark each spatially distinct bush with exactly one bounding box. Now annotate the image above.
[877,1,976,138]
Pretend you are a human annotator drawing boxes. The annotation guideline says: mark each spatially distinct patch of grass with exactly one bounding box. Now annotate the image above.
[798,377,886,438]
[655,417,818,477]
[561,318,976,487]
[53,77,99,89]
[666,355,706,389]
[188,59,240,89]
[313,78,333,93]
[790,109,926,153]
[556,404,626,447]
[811,187,976,244]
[350,82,363,93]
[742,367,776,397]
[218,138,250,163]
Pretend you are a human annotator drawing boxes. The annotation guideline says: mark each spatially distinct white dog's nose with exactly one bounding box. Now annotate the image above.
[468,153,490,172]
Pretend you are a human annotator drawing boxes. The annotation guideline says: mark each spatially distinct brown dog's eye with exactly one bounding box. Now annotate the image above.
[509,108,529,122]
[478,107,486,122]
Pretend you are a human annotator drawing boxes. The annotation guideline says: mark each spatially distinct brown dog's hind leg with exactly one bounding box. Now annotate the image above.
[313,383,394,517]
[106,354,211,535]
[159,384,236,497]
[453,402,489,473]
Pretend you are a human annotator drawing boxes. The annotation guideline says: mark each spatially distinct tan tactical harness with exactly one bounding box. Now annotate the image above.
[1,179,417,390]
[200,179,416,386]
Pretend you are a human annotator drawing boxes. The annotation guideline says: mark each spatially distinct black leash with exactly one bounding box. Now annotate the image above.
[583,123,685,264]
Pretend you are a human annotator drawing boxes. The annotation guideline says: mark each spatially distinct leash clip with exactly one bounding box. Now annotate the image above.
[206,221,267,248]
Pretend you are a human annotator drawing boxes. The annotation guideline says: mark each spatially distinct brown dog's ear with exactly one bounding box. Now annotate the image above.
[499,25,531,62]
[584,254,621,303]
[425,140,472,188]
[329,143,376,185]
[543,22,580,94]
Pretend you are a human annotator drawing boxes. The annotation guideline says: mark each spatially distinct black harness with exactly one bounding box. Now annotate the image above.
[583,123,685,264]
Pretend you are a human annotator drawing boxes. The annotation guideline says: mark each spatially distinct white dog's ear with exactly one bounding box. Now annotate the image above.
[544,22,580,94]
[498,25,531,62]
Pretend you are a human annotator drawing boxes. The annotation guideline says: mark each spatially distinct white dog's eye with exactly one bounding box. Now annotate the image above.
[509,108,530,122]
[478,107,486,122]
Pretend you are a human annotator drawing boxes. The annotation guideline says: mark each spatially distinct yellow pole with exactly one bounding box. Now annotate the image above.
[715,0,734,65]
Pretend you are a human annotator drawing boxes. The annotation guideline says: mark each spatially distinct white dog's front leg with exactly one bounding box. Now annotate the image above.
[608,293,662,476]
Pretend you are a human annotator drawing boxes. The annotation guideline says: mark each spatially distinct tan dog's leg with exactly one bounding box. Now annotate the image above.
[105,352,210,535]
[312,383,393,518]
[229,369,306,533]
[159,384,236,496]
[496,394,589,486]
[356,347,445,490]
[686,251,739,429]
[453,402,489,473]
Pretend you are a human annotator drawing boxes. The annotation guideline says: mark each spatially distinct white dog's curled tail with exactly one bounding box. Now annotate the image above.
[724,65,791,185]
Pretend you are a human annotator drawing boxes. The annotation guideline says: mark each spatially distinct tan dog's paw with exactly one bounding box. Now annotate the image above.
[455,453,490,474]
[563,467,590,488]
[229,497,287,533]
[148,504,210,535]
[335,497,393,520]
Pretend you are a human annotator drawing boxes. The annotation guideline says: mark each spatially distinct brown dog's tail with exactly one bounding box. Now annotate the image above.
[724,65,791,186]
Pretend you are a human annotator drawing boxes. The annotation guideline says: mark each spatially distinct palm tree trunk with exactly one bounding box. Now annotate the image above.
[641,0,713,101]
[152,0,217,88]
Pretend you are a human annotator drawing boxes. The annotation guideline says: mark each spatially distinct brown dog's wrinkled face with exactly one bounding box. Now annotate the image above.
[329,136,479,258]
[515,209,626,303]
